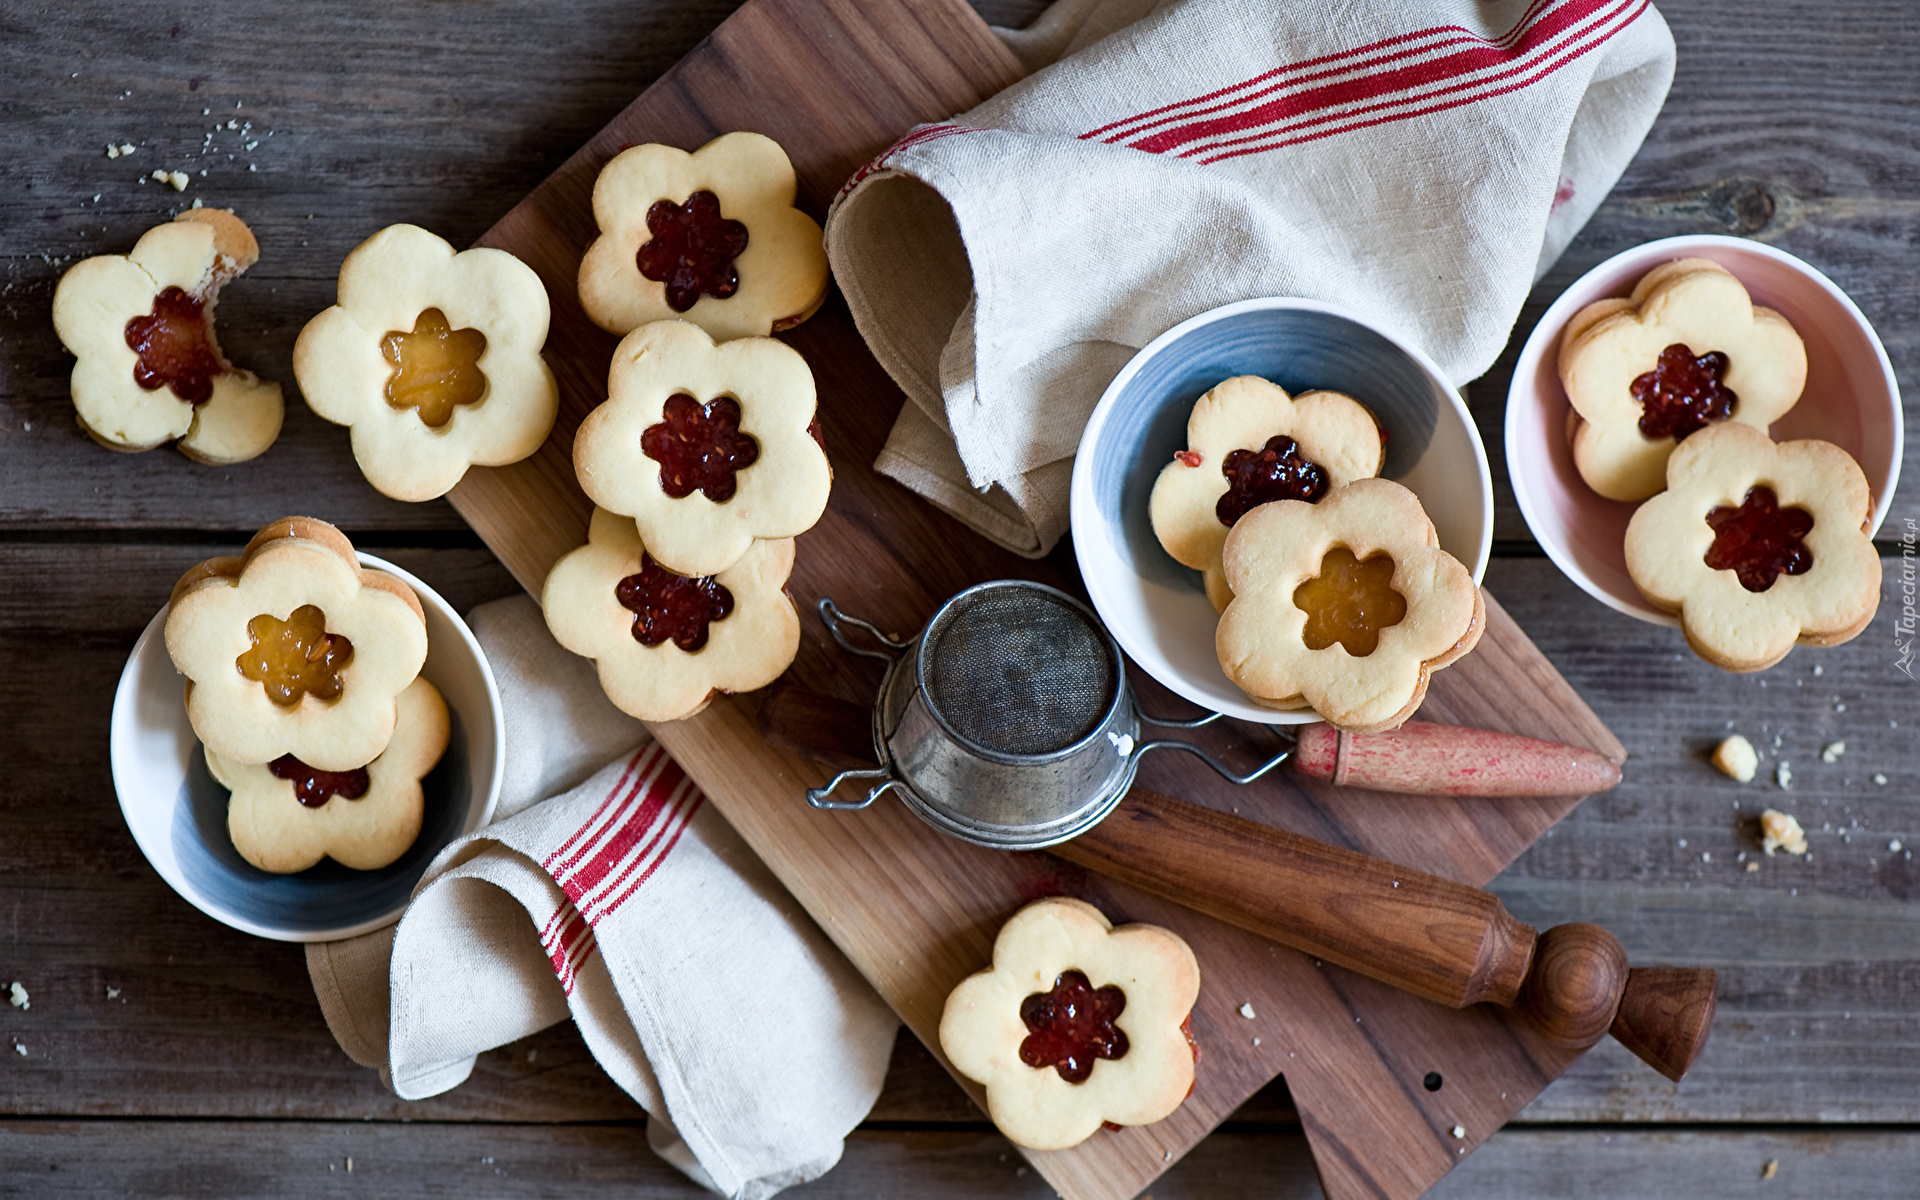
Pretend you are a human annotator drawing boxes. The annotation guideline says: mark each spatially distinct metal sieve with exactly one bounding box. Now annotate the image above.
[805,580,1288,849]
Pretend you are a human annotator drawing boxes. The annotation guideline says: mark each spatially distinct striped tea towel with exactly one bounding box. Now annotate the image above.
[826,0,1677,555]
[305,596,898,1200]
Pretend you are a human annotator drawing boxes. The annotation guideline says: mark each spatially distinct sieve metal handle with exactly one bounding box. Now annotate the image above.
[1128,738,1291,785]
[805,767,906,811]
[816,598,908,662]
[1137,706,1226,731]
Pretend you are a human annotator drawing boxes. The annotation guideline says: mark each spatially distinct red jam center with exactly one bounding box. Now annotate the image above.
[1018,969,1129,1084]
[1631,343,1737,440]
[641,392,761,502]
[236,605,354,708]
[125,286,221,405]
[637,190,750,313]
[1216,434,1329,527]
[268,755,371,808]
[1704,486,1814,593]
[615,553,735,653]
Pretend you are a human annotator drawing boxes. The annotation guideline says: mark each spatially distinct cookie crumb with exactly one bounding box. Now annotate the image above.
[1874,774,1888,786]
[1775,762,1792,790]
[1890,840,1903,853]
[1238,1003,1256,1020]
[1761,809,1808,857]
[1746,861,1760,873]
[104,143,120,158]
[11,1041,24,1056]
[1821,741,1845,764]
[7,981,26,1010]
[1762,1158,1778,1180]
[1711,735,1758,783]
[1451,1124,1466,1139]
[105,986,120,1000]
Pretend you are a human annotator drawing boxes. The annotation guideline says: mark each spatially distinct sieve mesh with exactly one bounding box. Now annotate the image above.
[919,585,1119,757]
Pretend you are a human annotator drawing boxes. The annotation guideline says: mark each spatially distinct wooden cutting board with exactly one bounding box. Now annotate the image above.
[449,2,1627,1197]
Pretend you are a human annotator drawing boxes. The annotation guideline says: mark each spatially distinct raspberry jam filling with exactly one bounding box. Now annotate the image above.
[1216,435,1329,527]
[1018,969,1129,1084]
[642,392,761,502]
[637,190,749,313]
[268,755,371,808]
[382,307,488,428]
[1704,485,1814,593]
[1293,547,1407,657]
[615,554,735,653]
[1632,343,1737,441]
[125,286,221,405]
[237,605,354,707]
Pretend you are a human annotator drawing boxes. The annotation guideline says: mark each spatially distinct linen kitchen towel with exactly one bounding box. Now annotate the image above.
[827,0,1676,555]
[306,596,898,1200]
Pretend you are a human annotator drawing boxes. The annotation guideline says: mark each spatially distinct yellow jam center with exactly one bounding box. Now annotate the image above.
[381,307,487,428]
[1293,547,1406,657]
[236,604,353,707]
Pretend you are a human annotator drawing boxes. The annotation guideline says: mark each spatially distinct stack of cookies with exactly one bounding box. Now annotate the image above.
[542,133,833,722]
[1559,260,1880,671]
[164,518,448,874]
[1148,377,1483,733]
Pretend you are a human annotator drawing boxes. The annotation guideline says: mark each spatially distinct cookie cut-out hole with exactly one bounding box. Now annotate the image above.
[1632,343,1736,441]
[638,190,749,312]
[1423,1071,1444,1092]
[615,553,734,653]
[267,754,370,808]
[1019,969,1129,1084]
[381,307,488,428]
[1705,485,1813,593]
[642,392,761,502]
[125,285,220,405]
[1216,434,1328,527]
[237,604,353,708]
[1293,547,1407,657]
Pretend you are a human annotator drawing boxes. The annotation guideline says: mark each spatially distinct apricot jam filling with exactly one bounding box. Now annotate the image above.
[1018,969,1129,1084]
[642,392,760,502]
[1704,485,1813,593]
[1216,434,1328,527]
[268,755,371,808]
[1632,343,1736,441]
[125,286,220,405]
[615,554,735,653]
[1293,547,1407,657]
[638,190,749,313]
[381,307,488,428]
[236,604,353,707]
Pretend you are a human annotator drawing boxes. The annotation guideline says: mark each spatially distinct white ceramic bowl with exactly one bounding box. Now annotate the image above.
[109,553,504,942]
[1070,297,1493,724]
[1507,235,1903,625]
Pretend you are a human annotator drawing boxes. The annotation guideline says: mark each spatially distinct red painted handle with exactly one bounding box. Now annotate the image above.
[1292,720,1623,797]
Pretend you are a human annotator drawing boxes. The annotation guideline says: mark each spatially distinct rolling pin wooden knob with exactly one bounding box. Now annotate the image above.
[1291,720,1623,796]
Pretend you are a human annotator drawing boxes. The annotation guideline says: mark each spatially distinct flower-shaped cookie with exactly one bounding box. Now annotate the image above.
[939,897,1200,1152]
[578,132,829,341]
[1215,478,1483,733]
[541,506,801,722]
[166,517,430,771]
[1148,376,1383,612]
[1561,259,1806,502]
[52,208,284,463]
[573,319,831,576]
[208,675,448,873]
[1624,422,1879,672]
[294,224,559,501]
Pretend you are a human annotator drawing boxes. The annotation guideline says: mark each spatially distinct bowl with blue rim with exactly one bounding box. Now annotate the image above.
[1069,296,1493,724]
[109,553,503,942]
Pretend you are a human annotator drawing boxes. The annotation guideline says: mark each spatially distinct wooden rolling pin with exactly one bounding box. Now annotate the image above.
[1290,720,1623,796]
[758,686,1712,1080]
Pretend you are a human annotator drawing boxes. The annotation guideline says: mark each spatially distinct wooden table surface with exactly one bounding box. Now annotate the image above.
[2,1,1915,1196]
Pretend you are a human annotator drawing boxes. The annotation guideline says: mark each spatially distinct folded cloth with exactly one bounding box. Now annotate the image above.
[306,596,898,1200]
[826,0,1676,556]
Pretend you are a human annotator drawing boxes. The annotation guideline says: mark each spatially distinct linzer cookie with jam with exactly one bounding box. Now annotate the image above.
[208,675,448,873]
[165,517,429,772]
[1215,478,1483,733]
[541,506,801,722]
[1560,258,1806,502]
[1148,376,1383,612]
[573,319,831,577]
[939,897,1201,1152]
[578,132,829,341]
[294,224,559,501]
[51,208,284,463]
[1624,422,1879,672]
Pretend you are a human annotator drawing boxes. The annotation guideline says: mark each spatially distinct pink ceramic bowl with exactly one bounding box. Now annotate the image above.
[1506,235,1902,625]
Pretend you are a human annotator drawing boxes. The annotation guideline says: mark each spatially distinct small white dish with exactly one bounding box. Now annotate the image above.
[109,553,504,942]
[1070,297,1493,725]
[1506,234,1902,625]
